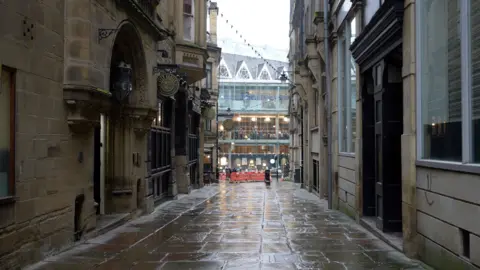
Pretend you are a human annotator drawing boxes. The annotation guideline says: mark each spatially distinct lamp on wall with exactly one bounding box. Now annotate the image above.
[279,71,288,83]
[111,61,133,102]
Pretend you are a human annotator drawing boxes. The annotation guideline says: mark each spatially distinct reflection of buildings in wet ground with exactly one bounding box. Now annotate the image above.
[26,181,426,269]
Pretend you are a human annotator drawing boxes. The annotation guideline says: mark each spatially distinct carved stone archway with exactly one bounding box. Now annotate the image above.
[108,21,149,107]
[104,21,155,214]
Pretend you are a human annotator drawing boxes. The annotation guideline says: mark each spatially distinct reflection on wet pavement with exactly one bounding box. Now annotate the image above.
[26,181,425,270]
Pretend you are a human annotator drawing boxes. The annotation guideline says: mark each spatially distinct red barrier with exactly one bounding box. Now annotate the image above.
[228,171,267,182]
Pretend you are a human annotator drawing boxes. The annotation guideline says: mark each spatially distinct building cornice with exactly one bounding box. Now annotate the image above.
[350,0,403,71]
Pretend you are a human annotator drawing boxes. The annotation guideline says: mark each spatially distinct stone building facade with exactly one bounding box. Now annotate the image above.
[199,2,222,185]
[0,0,210,268]
[288,0,329,198]
[289,0,480,269]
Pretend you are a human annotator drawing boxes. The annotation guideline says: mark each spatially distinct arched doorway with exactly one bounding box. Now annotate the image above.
[100,22,151,214]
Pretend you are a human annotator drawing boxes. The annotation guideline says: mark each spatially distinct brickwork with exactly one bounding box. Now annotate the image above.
[0,0,170,268]
[0,1,76,269]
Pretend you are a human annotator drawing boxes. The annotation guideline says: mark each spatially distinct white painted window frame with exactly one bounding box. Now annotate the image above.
[235,61,253,80]
[183,0,195,42]
[416,0,480,168]
[218,59,232,79]
[257,65,272,80]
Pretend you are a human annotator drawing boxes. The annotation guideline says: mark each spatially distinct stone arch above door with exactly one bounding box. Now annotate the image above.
[107,20,149,108]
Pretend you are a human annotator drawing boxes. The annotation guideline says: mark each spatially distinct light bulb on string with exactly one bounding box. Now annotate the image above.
[213,2,295,84]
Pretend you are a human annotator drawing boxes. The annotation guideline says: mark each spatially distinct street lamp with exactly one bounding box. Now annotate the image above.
[111,61,133,102]
[279,71,288,83]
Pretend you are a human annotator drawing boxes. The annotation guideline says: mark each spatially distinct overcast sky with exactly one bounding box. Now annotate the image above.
[211,0,290,61]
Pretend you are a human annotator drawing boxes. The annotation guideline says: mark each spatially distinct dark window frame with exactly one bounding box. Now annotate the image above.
[1,66,16,201]
[149,97,172,200]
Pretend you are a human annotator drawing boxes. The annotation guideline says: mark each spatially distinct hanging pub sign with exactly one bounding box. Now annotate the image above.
[157,71,180,97]
[223,119,235,131]
[203,107,216,120]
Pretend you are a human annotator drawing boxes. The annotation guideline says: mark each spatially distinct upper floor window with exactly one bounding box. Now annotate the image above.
[259,69,271,80]
[338,17,357,153]
[0,67,15,198]
[218,61,231,78]
[416,0,480,163]
[237,67,251,79]
[205,119,212,131]
[184,0,195,41]
[206,63,212,89]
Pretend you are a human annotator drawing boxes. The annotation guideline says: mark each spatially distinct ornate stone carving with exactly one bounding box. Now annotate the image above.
[124,106,157,136]
[63,85,112,134]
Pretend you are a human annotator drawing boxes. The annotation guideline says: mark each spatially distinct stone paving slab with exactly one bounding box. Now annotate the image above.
[26,181,427,270]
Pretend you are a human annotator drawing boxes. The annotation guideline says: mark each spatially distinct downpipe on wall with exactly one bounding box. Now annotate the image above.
[324,0,333,209]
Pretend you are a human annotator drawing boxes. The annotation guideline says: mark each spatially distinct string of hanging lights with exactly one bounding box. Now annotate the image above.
[207,0,294,84]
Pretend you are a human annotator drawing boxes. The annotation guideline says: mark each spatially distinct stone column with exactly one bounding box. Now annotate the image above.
[330,31,340,209]
[401,0,418,257]
[209,3,219,44]
[275,114,280,169]
[175,89,190,194]
[302,104,309,189]
[198,115,205,188]
[301,66,314,192]
[352,0,364,222]
[169,100,178,198]
[318,75,328,198]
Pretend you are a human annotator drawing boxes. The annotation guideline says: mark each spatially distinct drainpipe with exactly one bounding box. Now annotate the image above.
[324,0,332,209]
[216,100,219,182]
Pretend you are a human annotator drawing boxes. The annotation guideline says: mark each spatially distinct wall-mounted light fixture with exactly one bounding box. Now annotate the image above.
[111,61,133,102]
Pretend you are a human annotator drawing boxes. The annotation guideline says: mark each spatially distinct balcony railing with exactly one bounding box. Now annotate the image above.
[218,100,289,112]
[219,139,290,145]
[219,131,290,140]
[218,153,290,170]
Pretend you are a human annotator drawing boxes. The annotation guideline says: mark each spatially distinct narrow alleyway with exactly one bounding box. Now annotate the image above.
[27,181,426,270]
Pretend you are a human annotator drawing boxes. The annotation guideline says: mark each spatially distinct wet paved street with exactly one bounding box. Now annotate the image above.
[28,181,426,270]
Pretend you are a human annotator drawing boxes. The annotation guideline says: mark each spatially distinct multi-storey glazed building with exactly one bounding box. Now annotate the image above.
[217,53,291,173]
[289,0,480,268]
[0,0,216,268]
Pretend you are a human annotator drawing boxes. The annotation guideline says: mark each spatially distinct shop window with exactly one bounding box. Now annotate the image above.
[417,0,475,162]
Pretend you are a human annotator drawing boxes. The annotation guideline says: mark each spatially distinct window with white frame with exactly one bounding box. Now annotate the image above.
[338,17,357,153]
[416,0,479,163]
[219,62,230,78]
[259,69,271,80]
[183,0,195,41]
[237,67,251,79]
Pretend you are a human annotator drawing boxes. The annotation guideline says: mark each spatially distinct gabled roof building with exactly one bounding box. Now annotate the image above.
[217,53,291,172]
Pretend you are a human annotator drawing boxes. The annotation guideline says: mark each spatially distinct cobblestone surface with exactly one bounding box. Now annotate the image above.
[26,181,426,270]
